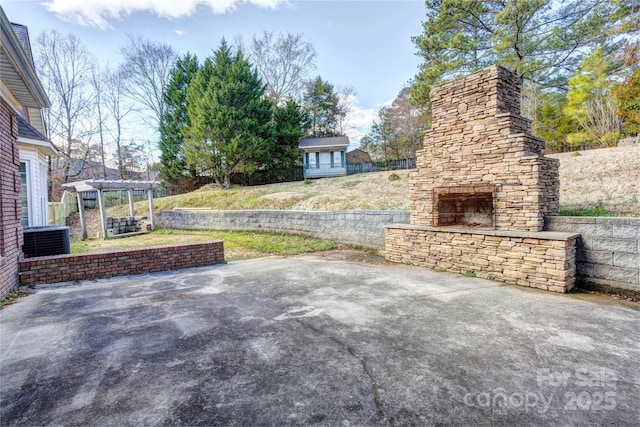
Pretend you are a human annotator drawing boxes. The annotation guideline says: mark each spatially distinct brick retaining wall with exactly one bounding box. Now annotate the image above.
[385,224,579,292]
[19,241,224,287]
[546,217,639,293]
[158,209,410,250]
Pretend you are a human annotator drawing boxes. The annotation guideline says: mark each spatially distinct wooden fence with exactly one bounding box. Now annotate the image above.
[48,191,78,225]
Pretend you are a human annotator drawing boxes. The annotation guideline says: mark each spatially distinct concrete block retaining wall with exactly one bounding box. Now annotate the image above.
[158,209,410,250]
[546,217,639,293]
[19,241,224,287]
[157,209,638,293]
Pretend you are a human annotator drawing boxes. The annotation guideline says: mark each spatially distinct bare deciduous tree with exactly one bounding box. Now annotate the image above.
[103,68,135,179]
[89,64,107,179]
[119,35,176,129]
[580,96,622,147]
[243,31,317,106]
[36,30,94,187]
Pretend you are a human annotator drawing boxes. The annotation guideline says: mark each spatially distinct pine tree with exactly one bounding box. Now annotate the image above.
[411,0,496,106]
[411,0,625,107]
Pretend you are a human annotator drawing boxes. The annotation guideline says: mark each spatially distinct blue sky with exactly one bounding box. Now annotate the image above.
[3,0,426,146]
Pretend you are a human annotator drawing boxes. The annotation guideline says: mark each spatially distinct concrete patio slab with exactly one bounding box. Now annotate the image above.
[1,251,638,426]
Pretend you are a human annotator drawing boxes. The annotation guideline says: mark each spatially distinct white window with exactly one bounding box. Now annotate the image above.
[39,161,48,224]
[19,161,30,227]
[332,151,343,168]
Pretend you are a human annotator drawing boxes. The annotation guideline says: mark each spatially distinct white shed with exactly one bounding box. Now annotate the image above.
[299,136,350,179]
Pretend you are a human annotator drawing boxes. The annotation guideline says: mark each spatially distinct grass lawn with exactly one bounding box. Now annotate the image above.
[71,228,337,261]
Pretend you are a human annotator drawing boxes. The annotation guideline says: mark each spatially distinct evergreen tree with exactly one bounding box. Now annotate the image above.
[159,52,199,190]
[185,40,273,188]
[411,0,626,107]
[271,100,310,179]
[303,76,343,137]
[411,0,496,106]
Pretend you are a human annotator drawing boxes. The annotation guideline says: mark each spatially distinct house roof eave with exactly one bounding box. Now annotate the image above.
[0,7,50,109]
[299,144,350,151]
[17,137,58,156]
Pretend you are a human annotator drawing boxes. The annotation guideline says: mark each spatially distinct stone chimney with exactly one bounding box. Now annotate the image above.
[410,65,559,232]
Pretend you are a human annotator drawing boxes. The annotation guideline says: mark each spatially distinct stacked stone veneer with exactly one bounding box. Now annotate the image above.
[385,227,577,292]
[19,241,224,287]
[411,65,559,231]
[386,66,579,292]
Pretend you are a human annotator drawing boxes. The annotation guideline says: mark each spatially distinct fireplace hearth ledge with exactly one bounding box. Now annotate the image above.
[386,223,579,241]
[385,223,580,293]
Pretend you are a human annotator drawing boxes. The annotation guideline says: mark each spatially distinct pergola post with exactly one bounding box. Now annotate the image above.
[77,192,87,240]
[62,179,159,239]
[128,189,135,217]
[97,189,108,239]
[147,188,155,231]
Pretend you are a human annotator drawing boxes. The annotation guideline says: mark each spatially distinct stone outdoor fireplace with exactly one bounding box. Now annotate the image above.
[385,66,579,292]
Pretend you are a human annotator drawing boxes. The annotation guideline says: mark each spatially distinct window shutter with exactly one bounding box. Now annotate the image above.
[315,152,320,169]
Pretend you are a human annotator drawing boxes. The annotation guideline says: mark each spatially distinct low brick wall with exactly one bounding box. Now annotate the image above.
[546,217,639,293]
[158,209,410,250]
[19,241,224,287]
[385,224,579,292]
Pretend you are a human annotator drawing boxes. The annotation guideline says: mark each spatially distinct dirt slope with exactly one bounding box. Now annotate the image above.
[70,145,638,237]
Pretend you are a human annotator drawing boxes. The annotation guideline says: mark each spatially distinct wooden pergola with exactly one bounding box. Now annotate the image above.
[62,180,159,240]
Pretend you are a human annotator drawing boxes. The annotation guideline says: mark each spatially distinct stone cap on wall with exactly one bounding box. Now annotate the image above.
[385,223,580,241]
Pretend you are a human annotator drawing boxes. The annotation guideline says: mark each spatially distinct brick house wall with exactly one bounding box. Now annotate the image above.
[0,98,23,297]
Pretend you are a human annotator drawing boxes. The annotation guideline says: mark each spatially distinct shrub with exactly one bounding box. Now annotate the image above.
[559,201,613,216]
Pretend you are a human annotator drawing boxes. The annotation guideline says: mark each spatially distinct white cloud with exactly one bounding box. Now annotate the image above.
[43,0,288,29]
[174,29,185,36]
[341,93,392,148]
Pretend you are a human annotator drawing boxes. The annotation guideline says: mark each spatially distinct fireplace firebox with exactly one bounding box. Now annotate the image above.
[433,185,495,228]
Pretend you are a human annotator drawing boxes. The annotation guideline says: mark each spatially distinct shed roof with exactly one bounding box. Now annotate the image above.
[62,179,159,193]
[299,136,350,149]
